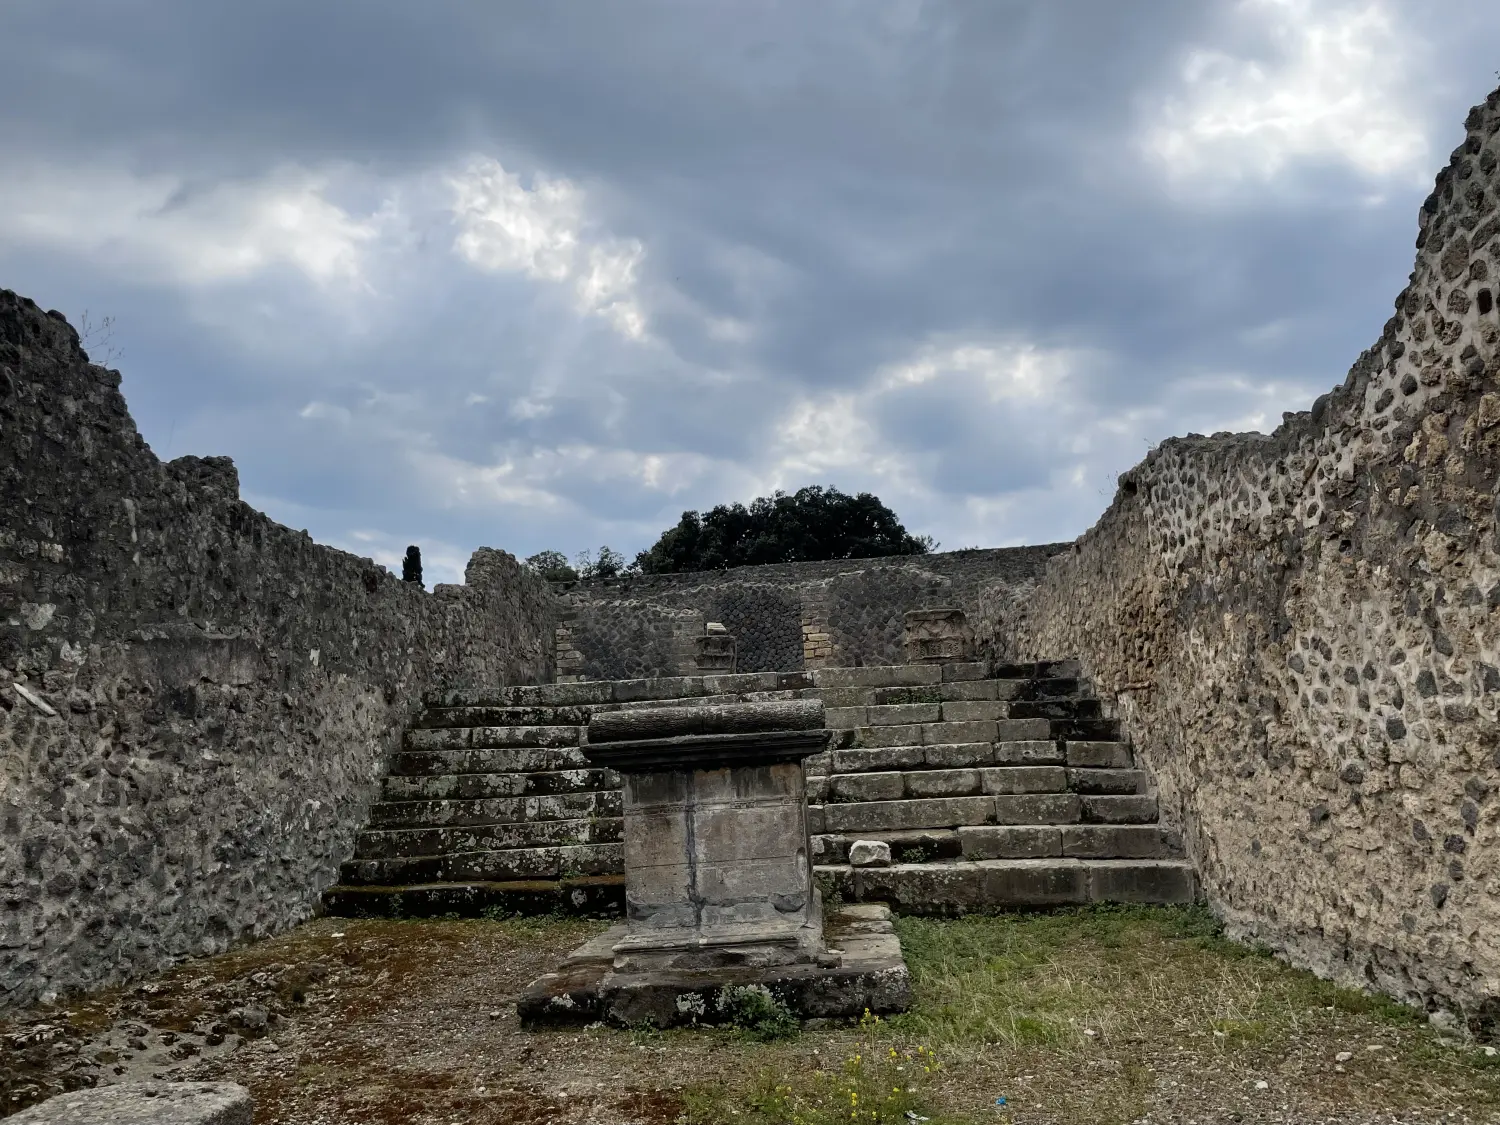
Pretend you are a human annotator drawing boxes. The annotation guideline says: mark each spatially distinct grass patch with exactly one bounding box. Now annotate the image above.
[887,903,1429,1050]
[871,905,1500,1123]
[682,1012,960,1124]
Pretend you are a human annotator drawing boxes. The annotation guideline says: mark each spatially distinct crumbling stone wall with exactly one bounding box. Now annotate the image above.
[560,546,1063,679]
[1014,88,1500,1027]
[0,290,557,1011]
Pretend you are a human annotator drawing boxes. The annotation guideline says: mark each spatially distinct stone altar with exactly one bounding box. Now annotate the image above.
[518,699,910,1027]
[903,607,974,664]
[691,621,737,674]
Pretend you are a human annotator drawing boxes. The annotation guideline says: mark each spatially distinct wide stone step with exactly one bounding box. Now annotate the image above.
[425,671,819,709]
[321,876,625,919]
[813,823,1182,864]
[339,842,622,885]
[403,725,581,752]
[382,767,618,801]
[816,857,1196,911]
[813,793,1157,834]
[415,705,593,729]
[851,720,1004,748]
[991,660,1082,680]
[812,739,1136,775]
[1008,698,1102,721]
[817,793,1073,833]
[809,663,989,689]
[390,746,592,776]
[367,790,622,829]
[815,765,1149,803]
[353,816,622,859]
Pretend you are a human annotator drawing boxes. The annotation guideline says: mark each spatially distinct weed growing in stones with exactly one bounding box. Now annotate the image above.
[717,985,800,1042]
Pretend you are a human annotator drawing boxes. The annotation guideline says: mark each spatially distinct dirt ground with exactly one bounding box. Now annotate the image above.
[1,910,1497,1125]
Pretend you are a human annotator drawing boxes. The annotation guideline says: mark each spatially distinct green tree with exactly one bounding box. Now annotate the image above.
[634,486,934,574]
[524,550,579,582]
[575,545,628,580]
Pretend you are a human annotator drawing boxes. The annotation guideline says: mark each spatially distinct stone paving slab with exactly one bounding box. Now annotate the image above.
[8,1083,252,1125]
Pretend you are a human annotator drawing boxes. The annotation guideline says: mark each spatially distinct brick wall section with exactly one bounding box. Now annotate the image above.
[0,290,557,1011]
[559,545,1065,679]
[1014,87,1500,1027]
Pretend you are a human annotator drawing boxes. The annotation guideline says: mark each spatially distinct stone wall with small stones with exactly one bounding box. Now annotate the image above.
[0,290,558,1012]
[558,546,1064,679]
[1013,87,1500,1029]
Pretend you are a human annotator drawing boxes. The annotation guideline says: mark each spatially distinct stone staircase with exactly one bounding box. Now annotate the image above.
[321,701,627,918]
[805,661,1194,912]
[321,660,1195,918]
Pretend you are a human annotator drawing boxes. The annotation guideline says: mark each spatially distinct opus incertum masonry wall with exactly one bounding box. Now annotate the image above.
[553,545,1066,681]
[0,290,558,1011]
[1017,85,1500,1030]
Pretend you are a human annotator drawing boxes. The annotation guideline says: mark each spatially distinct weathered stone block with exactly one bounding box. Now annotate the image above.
[886,664,944,686]
[1086,861,1197,904]
[403,726,470,751]
[1064,741,1133,768]
[854,723,923,747]
[822,795,995,832]
[922,742,994,767]
[992,793,1081,824]
[938,679,1000,701]
[868,703,942,725]
[958,825,1062,859]
[8,1083,253,1125]
[854,862,988,910]
[1067,768,1147,794]
[813,666,898,688]
[506,681,616,707]
[995,718,1052,741]
[469,725,581,749]
[982,859,1089,905]
[941,661,991,682]
[993,739,1063,765]
[832,745,924,772]
[1080,795,1158,823]
[829,771,906,803]
[703,672,781,694]
[848,839,893,867]
[824,706,869,728]
[1061,825,1177,859]
[940,700,1006,722]
[922,719,997,745]
[903,768,982,798]
[981,765,1067,794]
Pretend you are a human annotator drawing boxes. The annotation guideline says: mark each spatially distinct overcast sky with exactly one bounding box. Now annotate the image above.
[3,1,1498,584]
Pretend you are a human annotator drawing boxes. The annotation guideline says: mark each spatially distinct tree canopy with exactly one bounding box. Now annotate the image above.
[633,486,934,574]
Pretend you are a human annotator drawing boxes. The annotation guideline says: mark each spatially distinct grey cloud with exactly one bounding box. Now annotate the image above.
[3,1,1500,581]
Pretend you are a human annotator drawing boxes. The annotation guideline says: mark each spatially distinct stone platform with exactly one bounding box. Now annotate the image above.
[518,902,910,1028]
